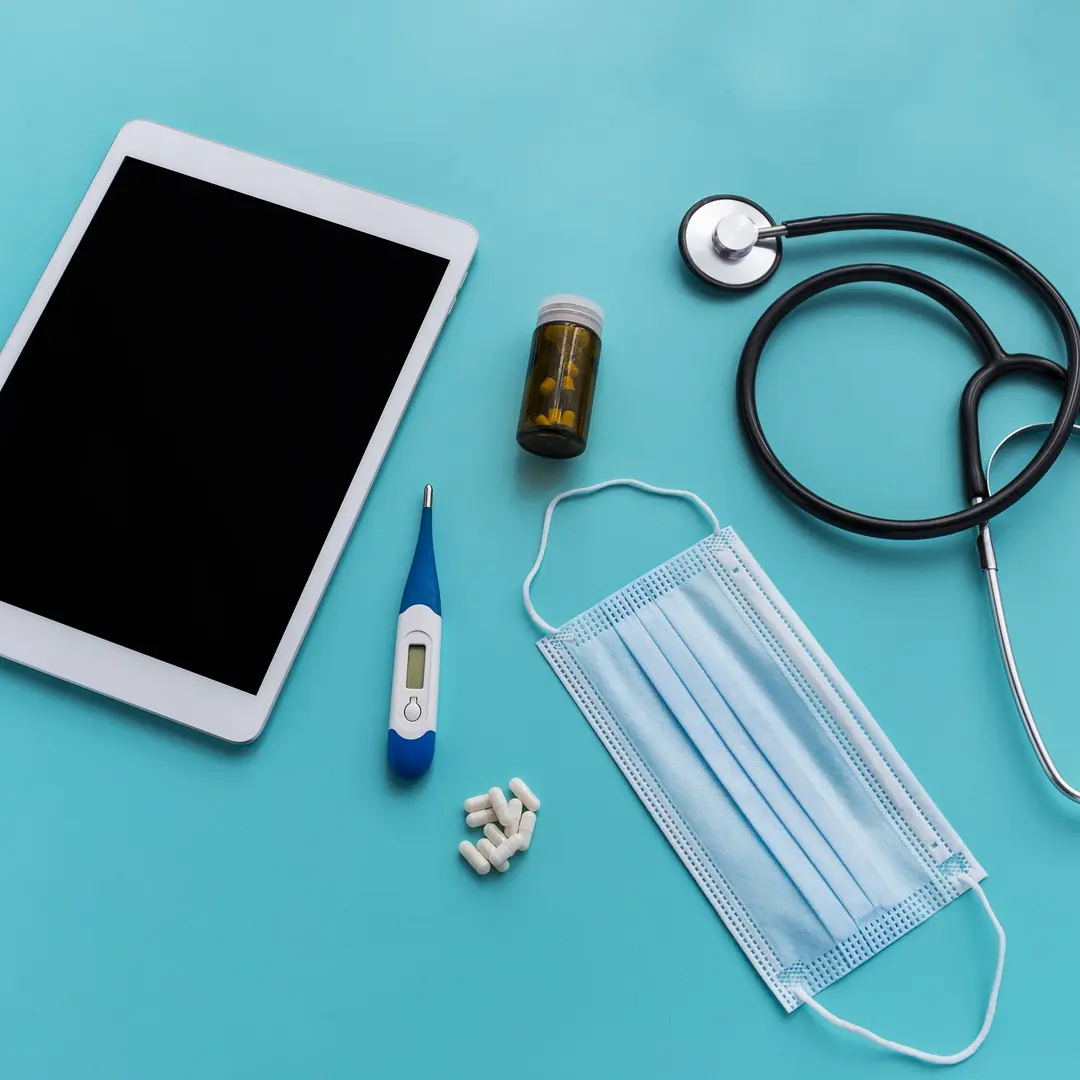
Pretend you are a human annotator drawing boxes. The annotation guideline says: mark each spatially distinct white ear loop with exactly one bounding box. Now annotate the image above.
[795,873,1005,1065]
[522,478,722,635]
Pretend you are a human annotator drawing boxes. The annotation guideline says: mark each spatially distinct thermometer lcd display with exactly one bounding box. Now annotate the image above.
[406,643,426,689]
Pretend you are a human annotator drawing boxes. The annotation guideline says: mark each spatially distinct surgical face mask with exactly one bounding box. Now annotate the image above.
[523,479,1005,1066]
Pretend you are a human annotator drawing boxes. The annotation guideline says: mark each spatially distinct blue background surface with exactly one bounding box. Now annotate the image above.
[0,1,1077,1074]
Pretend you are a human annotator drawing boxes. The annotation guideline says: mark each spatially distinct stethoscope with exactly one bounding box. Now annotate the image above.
[679,193,1080,803]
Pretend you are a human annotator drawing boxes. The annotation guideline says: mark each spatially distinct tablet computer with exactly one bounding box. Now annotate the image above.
[0,120,477,742]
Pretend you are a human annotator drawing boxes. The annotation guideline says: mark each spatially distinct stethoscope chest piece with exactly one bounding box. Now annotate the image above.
[678,194,783,290]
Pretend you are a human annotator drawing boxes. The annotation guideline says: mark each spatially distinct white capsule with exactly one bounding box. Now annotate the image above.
[464,793,492,813]
[459,840,490,875]
[477,837,509,872]
[466,808,498,828]
[517,810,536,850]
[505,798,523,835]
[509,777,540,812]
[492,833,524,864]
[489,786,512,827]
[483,822,509,847]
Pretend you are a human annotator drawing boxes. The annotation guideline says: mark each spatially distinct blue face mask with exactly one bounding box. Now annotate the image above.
[524,480,1005,1066]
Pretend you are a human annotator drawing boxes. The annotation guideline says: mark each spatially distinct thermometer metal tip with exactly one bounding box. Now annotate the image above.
[424,483,433,508]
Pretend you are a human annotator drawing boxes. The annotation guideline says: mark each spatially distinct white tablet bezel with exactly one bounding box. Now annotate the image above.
[0,120,477,742]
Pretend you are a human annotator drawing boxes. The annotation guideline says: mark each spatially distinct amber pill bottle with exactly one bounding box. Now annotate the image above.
[516,295,603,458]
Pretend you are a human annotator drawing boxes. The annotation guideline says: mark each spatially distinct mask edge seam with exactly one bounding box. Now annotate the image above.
[778,873,970,997]
[550,533,733,647]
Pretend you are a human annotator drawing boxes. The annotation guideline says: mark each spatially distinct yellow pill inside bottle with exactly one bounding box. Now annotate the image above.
[516,295,604,459]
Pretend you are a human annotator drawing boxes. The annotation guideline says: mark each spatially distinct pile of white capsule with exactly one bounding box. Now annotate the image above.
[458,777,540,875]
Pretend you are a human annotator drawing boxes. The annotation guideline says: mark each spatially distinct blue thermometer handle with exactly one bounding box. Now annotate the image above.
[387,485,441,778]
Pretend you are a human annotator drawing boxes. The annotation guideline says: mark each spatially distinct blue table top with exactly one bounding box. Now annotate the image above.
[2,1,1078,1075]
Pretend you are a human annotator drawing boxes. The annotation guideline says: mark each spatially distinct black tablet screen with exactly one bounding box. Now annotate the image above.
[0,157,449,693]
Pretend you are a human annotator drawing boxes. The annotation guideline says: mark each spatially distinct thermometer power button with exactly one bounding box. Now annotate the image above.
[404,696,422,722]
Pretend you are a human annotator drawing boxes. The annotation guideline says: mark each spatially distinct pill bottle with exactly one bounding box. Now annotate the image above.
[516,295,603,458]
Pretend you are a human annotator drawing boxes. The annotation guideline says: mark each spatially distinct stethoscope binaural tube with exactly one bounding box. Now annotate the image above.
[980,423,1080,802]
[730,212,1080,540]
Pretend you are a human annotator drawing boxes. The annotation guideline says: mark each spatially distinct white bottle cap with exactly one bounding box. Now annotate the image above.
[536,295,604,338]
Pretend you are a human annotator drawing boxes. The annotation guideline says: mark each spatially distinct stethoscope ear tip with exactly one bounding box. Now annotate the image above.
[678,194,782,290]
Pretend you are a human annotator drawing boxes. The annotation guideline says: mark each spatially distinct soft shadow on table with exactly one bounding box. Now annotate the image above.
[673,231,1062,349]
[514,447,588,496]
[675,229,1063,348]
[758,485,973,571]
[382,755,434,796]
[782,230,1065,346]
[674,240,1045,350]
[0,657,261,760]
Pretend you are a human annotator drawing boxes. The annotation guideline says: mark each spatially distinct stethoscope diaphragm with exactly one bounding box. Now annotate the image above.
[678,194,783,290]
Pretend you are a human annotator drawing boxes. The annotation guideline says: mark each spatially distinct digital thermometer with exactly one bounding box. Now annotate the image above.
[387,484,441,777]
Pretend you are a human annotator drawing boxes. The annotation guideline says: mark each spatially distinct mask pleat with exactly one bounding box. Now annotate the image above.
[659,576,923,909]
[634,603,876,923]
[616,614,860,943]
[570,628,843,970]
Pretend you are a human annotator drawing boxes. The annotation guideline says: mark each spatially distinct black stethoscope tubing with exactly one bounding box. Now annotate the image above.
[733,213,1080,540]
